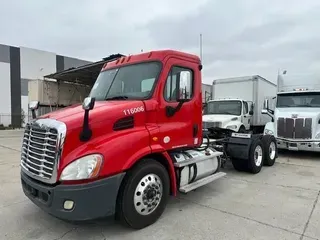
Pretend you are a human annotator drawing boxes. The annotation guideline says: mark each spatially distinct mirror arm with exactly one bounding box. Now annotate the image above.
[166,101,185,117]
[79,109,92,142]
[31,109,37,119]
[79,97,95,142]
[268,109,274,115]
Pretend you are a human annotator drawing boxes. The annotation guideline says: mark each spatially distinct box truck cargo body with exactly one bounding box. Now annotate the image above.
[211,75,277,127]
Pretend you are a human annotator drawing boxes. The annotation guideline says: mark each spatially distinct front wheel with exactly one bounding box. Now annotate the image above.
[116,159,170,229]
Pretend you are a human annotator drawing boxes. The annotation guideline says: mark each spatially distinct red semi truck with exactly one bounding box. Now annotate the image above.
[20,50,277,229]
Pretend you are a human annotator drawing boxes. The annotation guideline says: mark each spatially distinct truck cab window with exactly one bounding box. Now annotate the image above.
[204,100,242,116]
[243,101,248,114]
[164,66,193,102]
[277,92,320,108]
[89,62,161,100]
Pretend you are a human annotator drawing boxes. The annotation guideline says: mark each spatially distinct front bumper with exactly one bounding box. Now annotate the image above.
[21,171,125,221]
[276,139,320,152]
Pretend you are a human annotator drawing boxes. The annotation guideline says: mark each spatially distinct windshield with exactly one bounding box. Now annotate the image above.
[277,92,320,108]
[203,100,242,115]
[89,61,161,100]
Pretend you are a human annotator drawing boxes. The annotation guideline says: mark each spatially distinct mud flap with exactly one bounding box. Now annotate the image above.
[225,133,262,160]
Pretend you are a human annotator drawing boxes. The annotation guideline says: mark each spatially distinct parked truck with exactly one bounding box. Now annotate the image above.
[20,50,277,230]
[203,75,277,134]
[262,73,320,152]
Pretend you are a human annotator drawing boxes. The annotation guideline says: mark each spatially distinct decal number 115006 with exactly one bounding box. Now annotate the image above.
[123,106,145,115]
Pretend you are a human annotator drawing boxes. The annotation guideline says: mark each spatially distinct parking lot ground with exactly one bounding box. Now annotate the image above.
[0,130,319,240]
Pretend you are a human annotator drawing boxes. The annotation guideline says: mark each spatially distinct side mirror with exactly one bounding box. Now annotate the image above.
[80,97,95,142]
[29,101,39,110]
[249,110,254,115]
[29,101,40,119]
[82,97,95,110]
[263,99,269,110]
[176,71,192,102]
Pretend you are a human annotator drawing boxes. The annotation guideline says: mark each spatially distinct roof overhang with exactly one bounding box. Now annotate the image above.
[44,54,125,86]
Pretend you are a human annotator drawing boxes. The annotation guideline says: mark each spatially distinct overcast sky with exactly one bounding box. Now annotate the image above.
[1,0,320,84]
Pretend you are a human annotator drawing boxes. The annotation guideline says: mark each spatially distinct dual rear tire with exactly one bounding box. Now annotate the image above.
[231,135,277,174]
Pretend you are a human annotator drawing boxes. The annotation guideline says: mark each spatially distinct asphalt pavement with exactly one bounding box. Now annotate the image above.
[0,130,319,240]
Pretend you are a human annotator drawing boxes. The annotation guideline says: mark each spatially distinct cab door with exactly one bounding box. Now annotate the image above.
[155,57,201,150]
[243,101,253,130]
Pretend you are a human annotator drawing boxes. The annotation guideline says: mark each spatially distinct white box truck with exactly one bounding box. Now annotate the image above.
[203,75,277,133]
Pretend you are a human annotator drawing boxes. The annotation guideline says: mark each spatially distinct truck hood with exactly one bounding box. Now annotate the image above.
[275,107,320,119]
[39,100,144,130]
[202,114,239,122]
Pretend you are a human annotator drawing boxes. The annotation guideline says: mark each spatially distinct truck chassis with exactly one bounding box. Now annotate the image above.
[203,127,278,173]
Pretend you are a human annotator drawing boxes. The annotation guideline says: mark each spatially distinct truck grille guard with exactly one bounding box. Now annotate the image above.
[20,119,67,184]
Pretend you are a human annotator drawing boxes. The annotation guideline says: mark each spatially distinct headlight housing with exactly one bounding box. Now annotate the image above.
[60,154,103,181]
[226,125,237,130]
[264,129,274,135]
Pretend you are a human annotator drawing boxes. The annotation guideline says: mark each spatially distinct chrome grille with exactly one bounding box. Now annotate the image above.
[277,117,312,139]
[203,121,222,129]
[20,119,67,183]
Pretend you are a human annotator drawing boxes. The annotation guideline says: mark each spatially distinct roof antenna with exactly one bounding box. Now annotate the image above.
[199,33,203,62]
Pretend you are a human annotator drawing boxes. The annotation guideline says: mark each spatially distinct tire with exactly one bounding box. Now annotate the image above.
[116,159,170,229]
[238,126,246,133]
[262,135,277,166]
[231,158,248,172]
[247,138,264,174]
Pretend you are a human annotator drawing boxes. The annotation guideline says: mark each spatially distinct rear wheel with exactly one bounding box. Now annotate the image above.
[116,159,170,229]
[247,138,264,174]
[262,135,277,166]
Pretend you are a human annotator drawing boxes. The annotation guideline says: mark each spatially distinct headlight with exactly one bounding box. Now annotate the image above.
[315,133,320,139]
[226,125,237,130]
[264,129,274,135]
[60,154,103,181]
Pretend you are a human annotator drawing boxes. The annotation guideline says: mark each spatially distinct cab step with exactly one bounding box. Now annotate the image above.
[174,152,223,168]
[179,172,226,193]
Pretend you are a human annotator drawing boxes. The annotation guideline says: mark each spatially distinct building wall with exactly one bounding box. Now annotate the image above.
[0,44,92,127]
[20,47,57,80]
[0,62,11,126]
[0,44,11,126]
[63,56,91,70]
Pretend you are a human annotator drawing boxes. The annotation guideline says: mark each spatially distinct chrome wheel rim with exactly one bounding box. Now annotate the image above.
[134,173,163,216]
[269,142,276,160]
[254,145,263,166]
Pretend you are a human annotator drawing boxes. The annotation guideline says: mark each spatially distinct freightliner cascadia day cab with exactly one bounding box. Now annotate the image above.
[20,50,277,229]
[203,76,277,134]
[262,73,320,152]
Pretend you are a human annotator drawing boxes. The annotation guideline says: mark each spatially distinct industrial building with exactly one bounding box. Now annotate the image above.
[0,44,93,127]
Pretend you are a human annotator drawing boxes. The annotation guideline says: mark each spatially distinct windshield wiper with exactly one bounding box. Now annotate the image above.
[105,96,129,100]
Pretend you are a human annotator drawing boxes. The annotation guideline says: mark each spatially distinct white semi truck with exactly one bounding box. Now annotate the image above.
[203,75,277,134]
[262,73,320,152]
